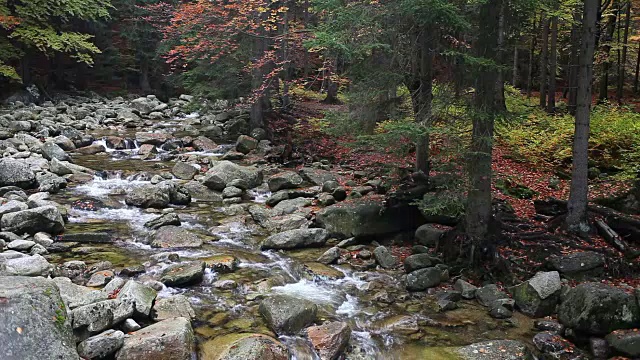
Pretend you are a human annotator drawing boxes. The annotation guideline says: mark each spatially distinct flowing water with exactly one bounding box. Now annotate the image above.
[49,117,536,359]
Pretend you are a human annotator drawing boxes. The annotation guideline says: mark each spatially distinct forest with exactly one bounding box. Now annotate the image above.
[1,0,640,359]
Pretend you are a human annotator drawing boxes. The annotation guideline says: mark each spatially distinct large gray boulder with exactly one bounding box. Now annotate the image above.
[606,329,640,357]
[261,228,328,250]
[53,277,108,310]
[71,299,133,335]
[0,254,51,276]
[1,206,64,235]
[456,340,534,359]
[200,333,289,360]
[373,246,398,269]
[415,224,446,247]
[315,198,423,238]
[135,132,170,146]
[0,276,79,360]
[124,184,170,208]
[268,171,304,192]
[160,261,205,286]
[201,160,262,191]
[151,226,204,248]
[151,295,195,321]
[259,295,318,335]
[558,282,640,335]
[549,251,605,279]
[115,317,195,360]
[172,162,198,180]
[0,158,36,188]
[306,321,351,360]
[116,280,157,317]
[406,267,442,291]
[42,141,71,162]
[77,329,125,360]
[510,271,561,317]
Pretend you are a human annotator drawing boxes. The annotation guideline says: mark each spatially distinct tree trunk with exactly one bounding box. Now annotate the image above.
[413,30,434,176]
[466,0,502,262]
[616,1,631,102]
[547,15,558,113]
[527,14,539,97]
[512,45,518,87]
[634,41,640,94]
[598,0,618,103]
[540,15,550,108]
[281,10,291,110]
[322,58,340,104]
[566,0,598,234]
[139,58,151,94]
[568,9,581,114]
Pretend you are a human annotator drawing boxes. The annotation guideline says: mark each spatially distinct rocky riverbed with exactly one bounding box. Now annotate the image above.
[1,93,639,360]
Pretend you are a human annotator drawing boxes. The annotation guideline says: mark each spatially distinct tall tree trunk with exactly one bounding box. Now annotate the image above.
[634,41,640,94]
[281,10,291,110]
[527,14,539,97]
[466,0,503,263]
[547,15,558,113]
[540,15,550,108]
[598,0,618,102]
[512,45,518,87]
[413,30,434,176]
[139,58,151,94]
[616,1,631,102]
[322,58,340,104]
[566,0,598,234]
[568,9,581,114]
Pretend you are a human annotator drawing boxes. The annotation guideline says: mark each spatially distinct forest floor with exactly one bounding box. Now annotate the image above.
[283,93,640,288]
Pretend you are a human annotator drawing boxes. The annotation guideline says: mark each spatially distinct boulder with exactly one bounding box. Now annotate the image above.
[172,162,198,180]
[201,161,262,191]
[205,255,239,274]
[116,280,157,317]
[475,284,509,307]
[306,321,351,360]
[135,132,170,146]
[606,329,640,357]
[124,184,170,208]
[115,317,195,360]
[299,167,338,186]
[42,141,71,162]
[144,213,181,230]
[151,226,204,248]
[549,251,605,279]
[454,279,478,299]
[0,276,79,360]
[415,224,446,247]
[403,253,437,273]
[75,143,106,155]
[236,135,258,154]
[0,200,29,217]
[315,198,423,238]
[406,267,442,291]
[373,246,398,269]
[1,206,64,235]
[151,295,195,321]
[0,158,35,188]
[510,271,561,317]
[533,331,584,359]
[259,295,318,335]
[53,277,108,310]
[160,261,205,286]
[456,340,534,359]
[317,247,341,265]
[261,228,328,250]
[558,282,640,335]
[71,299,132,334]
[200,333,288,360]
[183,181,223,202]
[268,171,304,192]
[77,329,125,360]
[36,171,67,193]
[0,254,51,276]
[7,239,34,251]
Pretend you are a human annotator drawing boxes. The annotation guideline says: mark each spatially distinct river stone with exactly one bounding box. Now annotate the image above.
[403,253,438,273]
[373,246,398,269]
[77,329,125,360]
[151,226,204,248]
[318,247,341,265]
[0,276,79,360]
[548,251,605,279]
[259,295,318,335]
[261,228,328,250]
[406,267,442,291]
[299,167,338,186]
[75,143,106,155]
[205,255,239,273]
[86,270,114,287]
[510,271,561,317]
[200,333,289,360]
[0,158,36,188]
[53,277,108,310]
[172,162,198,180]
[266,190,289,207]
[558,282,640,335]
[454,279,478,299]
[144,213,180,230]
[183,181,223,202]
[306,321,351,360]
[533,331,584,359]
[71,299,123,334]
[7,239,35,251]
[151,295,195,321]
[116,280,157,317]
[268,171,304,192]
[124,184,170,208]
[0,205,65,235]
[135,132,170,146]
[222,185,243,198]
[0,254,51,276]
[456,340,534,359]
[475,284,509,307]
[36,171,67,193]
[42,141,72,162]
[606,329,640,357]
[201,160,262,191]
[236,134,258,154]
[115,317,195,360]
[415,224,446,247]
[160,261,205,286]
[315,198,423,238]
[0,200,28,217]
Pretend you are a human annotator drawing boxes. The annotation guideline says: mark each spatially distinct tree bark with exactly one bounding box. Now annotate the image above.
[568,9,581,114]
[540,15,550,108]
[412,30,434,176]
[512,45,518,87]
[139,58,151,94]
[465,0,502,262]
[527,14,539,97]
[547,15,558,113]
[566,0,598,234]
[634,41,640,94]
